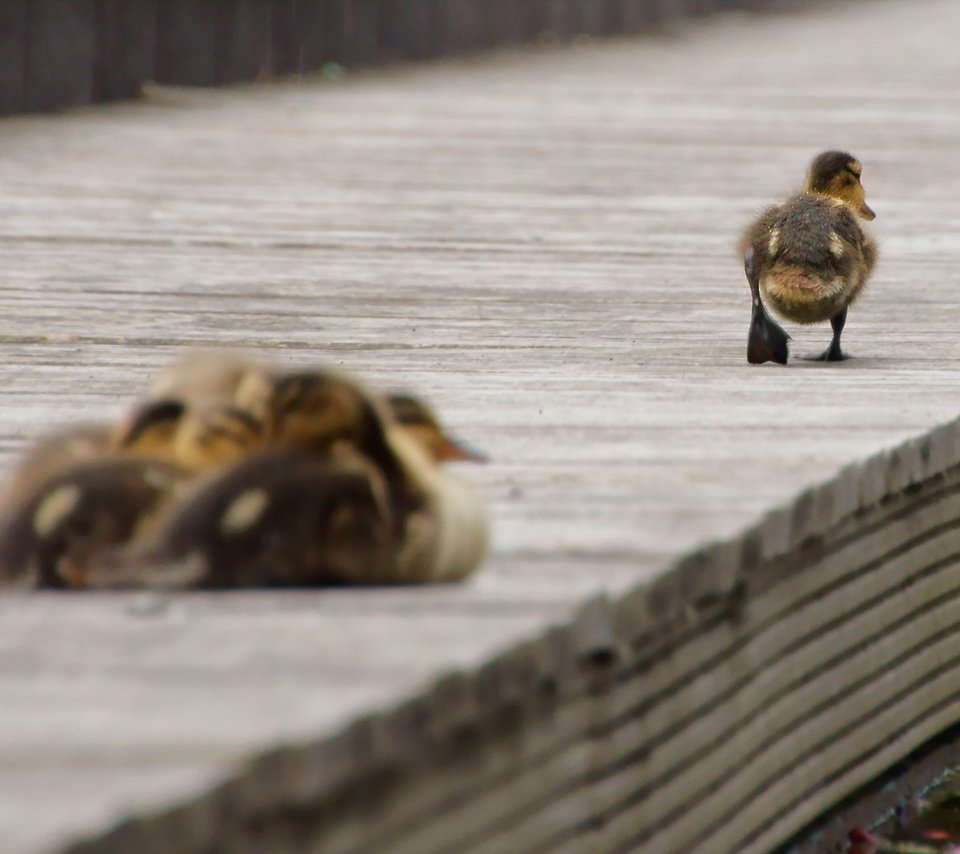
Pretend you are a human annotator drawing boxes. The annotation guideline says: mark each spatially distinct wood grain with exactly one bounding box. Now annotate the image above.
[1,0,960,850]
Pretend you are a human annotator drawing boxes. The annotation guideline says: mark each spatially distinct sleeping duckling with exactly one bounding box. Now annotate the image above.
[261,375,490,578]
[116,399,265,473]
[264,370,401,451]
[740,150,878,364]
[0,457,188,588]
[261,370,422,508]
[83,448,400,589]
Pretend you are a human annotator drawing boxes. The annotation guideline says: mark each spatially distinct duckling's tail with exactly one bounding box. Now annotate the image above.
[761,267,850,325]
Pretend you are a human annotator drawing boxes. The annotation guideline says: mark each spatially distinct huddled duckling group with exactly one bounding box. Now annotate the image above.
[0,350,488,590]
[741,150,878,365]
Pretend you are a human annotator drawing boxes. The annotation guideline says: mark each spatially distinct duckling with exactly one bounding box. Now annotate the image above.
[116,399,265,473]
[260,375,490,573]
[261,370,423,509]
[265,370,381,450]
[0,457,188,588]
[740,150,878,364]
[83,448,401,589]
[387,423,489,583]
[387,394,488,463]
[0,423,115,513]
[262,378,490,582]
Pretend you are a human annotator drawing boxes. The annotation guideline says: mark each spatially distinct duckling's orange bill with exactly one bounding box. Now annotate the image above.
[436,435,488,463]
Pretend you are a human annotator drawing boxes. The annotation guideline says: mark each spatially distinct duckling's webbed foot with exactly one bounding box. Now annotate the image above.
[748,303,790,365]
[805,308,849,362]
[744,248,789,365]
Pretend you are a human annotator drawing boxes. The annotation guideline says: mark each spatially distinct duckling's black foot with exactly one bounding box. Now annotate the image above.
[803,308,849,362]
[803,342,849,362]
[747,305,790,365]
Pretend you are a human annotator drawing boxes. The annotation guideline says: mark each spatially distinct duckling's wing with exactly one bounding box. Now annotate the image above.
[739,204,783,266]
[114,450,399,589]
[770,195,862,271]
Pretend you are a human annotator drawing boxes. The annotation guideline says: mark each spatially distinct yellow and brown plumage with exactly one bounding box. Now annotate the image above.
[740,150,878,364]
[0,352,490,590]
[82,393,488,590]
[117,399,266,474]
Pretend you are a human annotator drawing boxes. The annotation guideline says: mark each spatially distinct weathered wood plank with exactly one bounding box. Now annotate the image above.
[0,0,960,850]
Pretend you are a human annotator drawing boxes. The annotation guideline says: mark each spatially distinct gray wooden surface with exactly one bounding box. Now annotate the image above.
[1,0,959,850]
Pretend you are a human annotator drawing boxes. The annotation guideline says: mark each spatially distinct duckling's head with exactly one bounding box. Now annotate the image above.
[173,405,265,473]
[114,399,186,462]
[387,394,488,463]
[116,399,265,473]
[265,371,384,455]
[804,150,876,221]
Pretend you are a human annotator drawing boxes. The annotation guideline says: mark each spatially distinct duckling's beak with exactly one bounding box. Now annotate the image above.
[859,202,876,221]
[438,435,489,463]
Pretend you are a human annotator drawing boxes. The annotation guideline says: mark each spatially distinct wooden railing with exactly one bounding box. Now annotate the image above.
[0,0,790,115]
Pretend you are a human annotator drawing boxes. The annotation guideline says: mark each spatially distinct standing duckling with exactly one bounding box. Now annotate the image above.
[740,150,878,364]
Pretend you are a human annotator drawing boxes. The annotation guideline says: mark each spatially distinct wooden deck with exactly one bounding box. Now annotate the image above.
[2,0,960,851]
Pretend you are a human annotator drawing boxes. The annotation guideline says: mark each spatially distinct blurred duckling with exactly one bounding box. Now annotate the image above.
[740,150,878,364]
[83,392,488,590]
[260,370,426,512]
[387,394,488,463]
[261,375,489,581]
[0,423,115,514]
[83,448,401,589]
[116,399,265,474]
[387,422,489,583]
[0,457,188,588]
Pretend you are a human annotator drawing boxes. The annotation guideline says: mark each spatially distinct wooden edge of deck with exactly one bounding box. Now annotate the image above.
[53,414,960,853]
